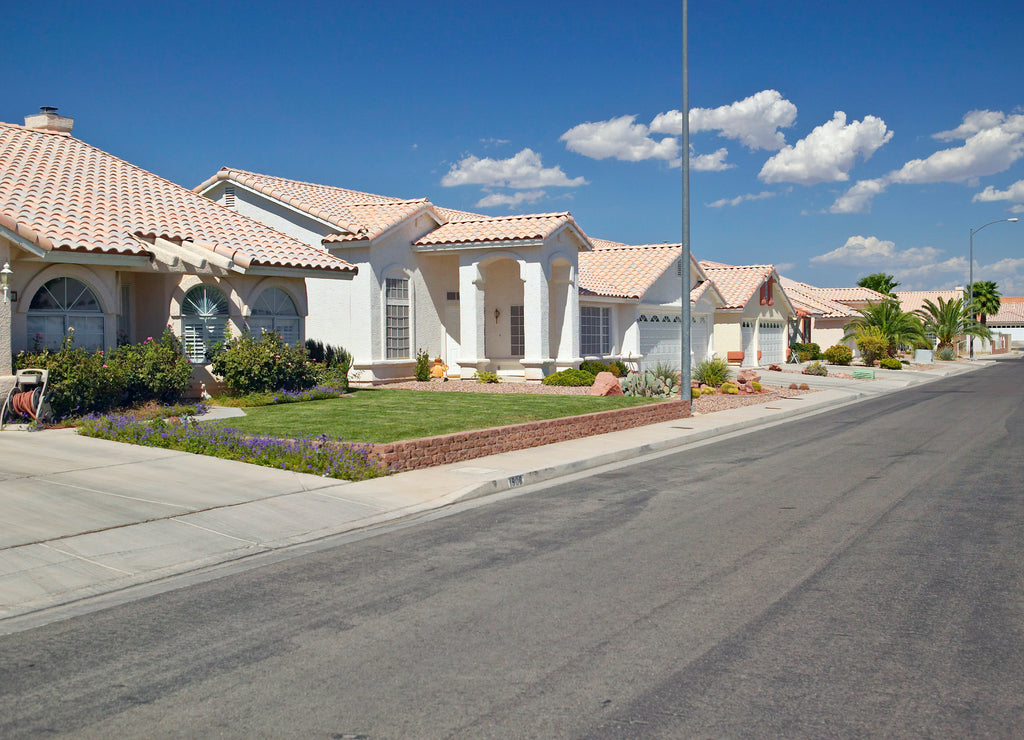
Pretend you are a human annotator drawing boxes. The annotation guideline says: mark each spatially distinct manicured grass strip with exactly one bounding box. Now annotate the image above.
[209,388,662,443]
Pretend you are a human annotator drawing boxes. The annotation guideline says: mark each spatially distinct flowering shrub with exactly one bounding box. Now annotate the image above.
[77,414,389,481]
[211,330,317,395]
[14,328,192,418]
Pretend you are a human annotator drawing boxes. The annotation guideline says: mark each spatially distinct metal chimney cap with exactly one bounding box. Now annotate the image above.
[39,106,59,114]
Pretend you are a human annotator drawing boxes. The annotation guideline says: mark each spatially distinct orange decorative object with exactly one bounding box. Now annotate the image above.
[429,358,448,379]
[726,351,744,363]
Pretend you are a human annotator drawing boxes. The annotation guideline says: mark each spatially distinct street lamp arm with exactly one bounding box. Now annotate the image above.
[971,217,1019,237]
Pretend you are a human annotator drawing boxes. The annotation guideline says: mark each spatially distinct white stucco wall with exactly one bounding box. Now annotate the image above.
[0,240,12,376]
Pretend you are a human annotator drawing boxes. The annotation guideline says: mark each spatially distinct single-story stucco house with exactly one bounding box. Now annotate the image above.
[194,169,591,383]
[698,261,796,367]
[0,110,356,393]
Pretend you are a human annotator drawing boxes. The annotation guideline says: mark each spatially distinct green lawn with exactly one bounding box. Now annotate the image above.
[210,388,661,443]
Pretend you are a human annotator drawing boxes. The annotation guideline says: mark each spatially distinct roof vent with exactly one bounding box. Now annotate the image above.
[24,106,74,134]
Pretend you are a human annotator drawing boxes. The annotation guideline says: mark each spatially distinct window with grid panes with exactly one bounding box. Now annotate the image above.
[580,306,611,355]
[385,277,410,359]
[182,284,229,363]
[27,277,105,351]
[248,287,301,346]
[510,305,525,356]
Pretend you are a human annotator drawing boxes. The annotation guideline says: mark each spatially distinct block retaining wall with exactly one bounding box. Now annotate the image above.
[369,399,691,473]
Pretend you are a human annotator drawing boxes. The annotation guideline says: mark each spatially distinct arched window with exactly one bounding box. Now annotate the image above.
[27,277,104,351]
[182,284,229,363]
[248,287,301,346]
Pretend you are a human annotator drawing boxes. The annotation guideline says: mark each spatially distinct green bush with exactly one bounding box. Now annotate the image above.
[855,328,889,367]
[691,386,701,400]
[473,370,500,383]
[802,361,828,376]
[413,348,431,382]
[651,361,680,386]
[211,330,317,395]
[879,357,903,370]
[701,386,718,395]
[610,360,629,377]
[791,342,821,361]
[822,344,853,365]
[13,328,192,419]
[306,339,351,392]
[935,346,956,361]
[542,369,596,386]
[580,359,627,378]
[694,356,731,387]
[720,381,739,395]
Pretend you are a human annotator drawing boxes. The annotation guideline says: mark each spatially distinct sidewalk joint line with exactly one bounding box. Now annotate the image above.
[39,543,135,575]
[171,518,260,546]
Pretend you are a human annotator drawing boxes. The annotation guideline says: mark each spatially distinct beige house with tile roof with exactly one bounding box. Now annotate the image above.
[578,243,725,370]
[781,278,887,357]
[0,110,356,390]
[195,169,590,382]
[699,261,796,367]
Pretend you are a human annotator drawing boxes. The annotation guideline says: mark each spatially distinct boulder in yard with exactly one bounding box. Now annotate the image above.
[737,369,761,384]
[590,371,624,396]
[799,383,810,390]
[789,382,799,389]
[768,364,782,372]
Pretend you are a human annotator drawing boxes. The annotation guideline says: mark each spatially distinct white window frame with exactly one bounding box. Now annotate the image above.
[385,275,411,360]
[26,276,105,351]
[248,287,302,346]
[580,305,611,356]
[182,284,230,364]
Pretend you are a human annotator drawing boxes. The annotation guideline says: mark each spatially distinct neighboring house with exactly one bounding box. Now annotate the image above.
[195,169,592,382]
[781,278,887,355]
[0,110,356,388]
[577,242,725,370]
[985,297,1024,345]
[699,261,795,367]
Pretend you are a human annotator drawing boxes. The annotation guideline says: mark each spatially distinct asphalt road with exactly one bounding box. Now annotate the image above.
[2,360,1023,738]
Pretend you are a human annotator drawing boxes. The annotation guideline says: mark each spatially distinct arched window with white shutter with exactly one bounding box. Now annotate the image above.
[181,284,229,363]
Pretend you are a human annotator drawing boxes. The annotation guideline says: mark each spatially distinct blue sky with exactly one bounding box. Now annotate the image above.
[4,0,1024,292]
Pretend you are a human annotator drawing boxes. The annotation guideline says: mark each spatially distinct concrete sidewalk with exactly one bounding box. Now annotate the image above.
[0,359,996,628]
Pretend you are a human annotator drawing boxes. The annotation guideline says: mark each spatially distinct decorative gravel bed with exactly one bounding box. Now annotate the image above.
[379,379,813,413]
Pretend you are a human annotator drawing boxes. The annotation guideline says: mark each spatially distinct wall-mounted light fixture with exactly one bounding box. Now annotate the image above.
[1,262,12,304]
[494,307,500,323]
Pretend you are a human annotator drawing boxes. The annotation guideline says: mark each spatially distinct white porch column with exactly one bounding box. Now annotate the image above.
[520,259,553,380]
[457,256,487,375]
[554,263,581,371]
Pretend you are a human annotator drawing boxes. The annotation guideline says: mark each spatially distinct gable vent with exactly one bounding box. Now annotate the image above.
[446,291,460,301]
[224,186,236,208]
[676,259,683,277]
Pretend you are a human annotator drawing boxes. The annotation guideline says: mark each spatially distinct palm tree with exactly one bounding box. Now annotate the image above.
[916,296,991,351]
[842,298,927,357]
[857,272,900,297]
[965,281,1001,326]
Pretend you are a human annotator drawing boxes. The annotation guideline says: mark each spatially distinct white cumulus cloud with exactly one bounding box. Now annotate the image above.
[810,235,943,267]
[830,178,890,214]
[441,148,587,189]
[890,123,1024,184]
[973,179,1024,203]
[707,190,776,208]
[760,112,893,185]
[933,110,1019,141]
[475,190,546,209]
[560,115,679,164]
[691,147,732,172]
[687,89,798,150]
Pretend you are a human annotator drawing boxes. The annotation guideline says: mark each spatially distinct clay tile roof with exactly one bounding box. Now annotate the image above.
[988,296,1024,325]
[413,212,587,246]
[588,237,628,250]
[0,124,354,273]
[894,290,962,314]
[579,243,682,300]
[698,261,776,309]
[431,205,488,223]
[814,286,891,304]
[196,168,430,242]
[780,277,856,319]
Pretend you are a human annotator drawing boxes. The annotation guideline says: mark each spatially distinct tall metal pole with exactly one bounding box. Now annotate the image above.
[680,0,691,397]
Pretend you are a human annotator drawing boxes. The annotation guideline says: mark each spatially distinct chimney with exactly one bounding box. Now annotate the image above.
[24,106,74,134]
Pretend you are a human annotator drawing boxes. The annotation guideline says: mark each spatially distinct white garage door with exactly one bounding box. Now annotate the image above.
[691,315,709,365]
[760,321,784,365]
[638,313,681,371]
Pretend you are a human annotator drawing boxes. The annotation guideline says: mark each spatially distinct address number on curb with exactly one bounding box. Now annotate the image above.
[508,474,524,488]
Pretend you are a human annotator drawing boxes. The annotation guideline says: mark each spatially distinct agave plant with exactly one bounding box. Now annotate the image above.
[842,299,927,357]
[916,296,991,351]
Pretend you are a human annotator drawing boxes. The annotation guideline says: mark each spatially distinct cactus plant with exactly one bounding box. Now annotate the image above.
[621,369,679,398]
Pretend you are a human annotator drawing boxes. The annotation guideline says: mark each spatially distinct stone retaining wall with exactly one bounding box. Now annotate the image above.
[370,399,691,472]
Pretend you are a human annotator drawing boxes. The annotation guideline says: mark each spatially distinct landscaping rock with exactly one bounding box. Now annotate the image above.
[590,371,624,396]
[789,382,799,389]
[769,364,783,372]
[799,383,810,390]
[737,369,761,384]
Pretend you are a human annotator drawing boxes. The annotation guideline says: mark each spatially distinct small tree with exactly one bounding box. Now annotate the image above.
[965,281,1001,326]
[916,296,991,352]
[843,299,926,357]
[855,327,888,367]
[857,273,900,297]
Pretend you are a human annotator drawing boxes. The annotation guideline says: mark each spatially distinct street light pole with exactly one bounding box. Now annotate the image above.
[968,217,1018,360]
[680,0,691,397]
